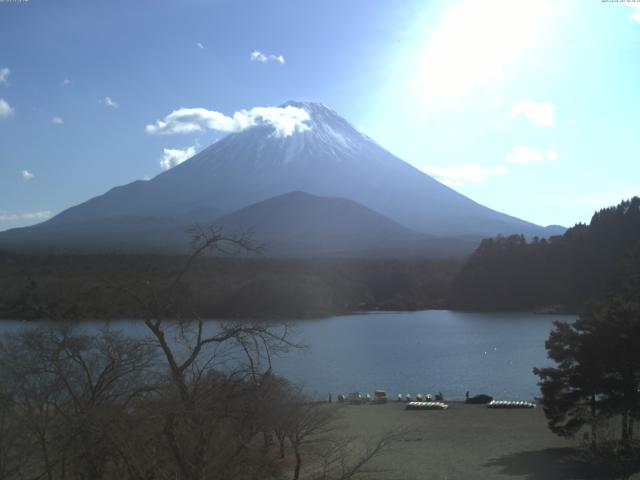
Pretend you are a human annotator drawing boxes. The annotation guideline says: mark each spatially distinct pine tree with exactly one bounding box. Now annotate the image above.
[535,275,640,448]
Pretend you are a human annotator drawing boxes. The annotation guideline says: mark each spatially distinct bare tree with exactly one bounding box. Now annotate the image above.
[127,226,300,480]
[280,395,404,480]
[0,324,158,480]
[286,400,337,480]
[0,382,29,480]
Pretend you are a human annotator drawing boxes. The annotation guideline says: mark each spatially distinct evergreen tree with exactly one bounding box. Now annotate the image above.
[535,250,640,448]
[534,313,607,446]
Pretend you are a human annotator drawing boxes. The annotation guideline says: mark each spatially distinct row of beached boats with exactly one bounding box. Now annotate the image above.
[487,400,536,409]
[396,393,444,402]
[406,401,449,410]
[337,391,446,405]
[336,391,535,410]
[406,400,535,411]
[336,390,389,404]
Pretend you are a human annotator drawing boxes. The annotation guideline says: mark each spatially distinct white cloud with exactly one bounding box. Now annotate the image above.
[22,211,51,220]
[102,97,118,108]
[250,50,285,64]
[146,105,311,137]
[423,163,508,187]
[160,146,196,171]
[51,116,64,125]
[21,170,35,181]
[629,4,640,22]
[506,145,557,165]
[0,67,9,85]
[511,100,556,127]
[61,78,71,86]
[0,210,51,222]
[196,42,204,49]
[0,98,14,118]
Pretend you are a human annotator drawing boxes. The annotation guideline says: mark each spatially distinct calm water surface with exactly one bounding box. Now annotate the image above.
[0,310,573,400]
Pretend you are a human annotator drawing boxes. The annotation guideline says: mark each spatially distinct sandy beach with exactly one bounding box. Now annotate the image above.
[324,401,632,480]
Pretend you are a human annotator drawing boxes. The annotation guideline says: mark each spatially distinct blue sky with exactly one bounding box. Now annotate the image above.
[1,0,639,230]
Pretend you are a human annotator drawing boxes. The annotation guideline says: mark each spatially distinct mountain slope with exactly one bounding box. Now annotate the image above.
[0,100,561,254]
[0,192,479,258]
[214,191,477,257]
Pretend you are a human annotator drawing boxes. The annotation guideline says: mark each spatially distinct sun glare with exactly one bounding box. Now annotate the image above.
[412,0,555,105]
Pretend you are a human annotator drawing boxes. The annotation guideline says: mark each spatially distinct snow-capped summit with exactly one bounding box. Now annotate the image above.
[280,100,375,158]
[186,100,373,168]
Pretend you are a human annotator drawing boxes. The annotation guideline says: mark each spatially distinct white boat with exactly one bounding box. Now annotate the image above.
[487,400,535,409]
[406,401,449,410]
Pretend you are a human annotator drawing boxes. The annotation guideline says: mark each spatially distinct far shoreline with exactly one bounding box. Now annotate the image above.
[0,305,579,322]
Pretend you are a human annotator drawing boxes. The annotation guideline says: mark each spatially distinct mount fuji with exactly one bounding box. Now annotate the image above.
[0,101,563,257]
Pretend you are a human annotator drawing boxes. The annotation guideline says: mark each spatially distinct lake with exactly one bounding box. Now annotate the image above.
[0,310,573,401]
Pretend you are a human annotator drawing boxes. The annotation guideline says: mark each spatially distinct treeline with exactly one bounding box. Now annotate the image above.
[450,197,640,312]
[0,253,461,320]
